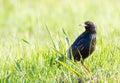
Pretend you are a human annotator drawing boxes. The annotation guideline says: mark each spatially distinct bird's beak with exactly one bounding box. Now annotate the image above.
[79,24,87,27]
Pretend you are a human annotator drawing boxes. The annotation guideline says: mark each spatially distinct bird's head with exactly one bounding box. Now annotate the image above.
[79,21,96,33]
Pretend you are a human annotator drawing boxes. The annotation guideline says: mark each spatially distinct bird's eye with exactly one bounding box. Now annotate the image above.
[85,22,90,25]
[87,23,90,25]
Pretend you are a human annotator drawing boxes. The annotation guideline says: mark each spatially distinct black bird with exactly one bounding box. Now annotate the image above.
[67,21,97,71]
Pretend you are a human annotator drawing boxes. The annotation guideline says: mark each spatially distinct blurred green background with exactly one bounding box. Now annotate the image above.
[0,0,120,82]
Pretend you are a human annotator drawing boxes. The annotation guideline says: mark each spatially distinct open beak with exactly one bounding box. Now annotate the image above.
[79,24,86,27]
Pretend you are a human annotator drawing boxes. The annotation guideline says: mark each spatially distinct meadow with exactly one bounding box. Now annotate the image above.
[0,0,120,83]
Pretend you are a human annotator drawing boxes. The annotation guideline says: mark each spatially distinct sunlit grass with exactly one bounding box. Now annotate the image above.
[0,0,120,83]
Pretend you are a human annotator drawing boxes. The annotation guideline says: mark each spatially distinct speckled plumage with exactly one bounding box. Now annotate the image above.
[67,21,97,62]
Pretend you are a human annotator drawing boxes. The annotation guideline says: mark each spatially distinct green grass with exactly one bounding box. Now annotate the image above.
[0,0,120,83]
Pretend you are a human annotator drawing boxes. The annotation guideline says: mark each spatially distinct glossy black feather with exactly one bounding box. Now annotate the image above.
[67,21,96,61]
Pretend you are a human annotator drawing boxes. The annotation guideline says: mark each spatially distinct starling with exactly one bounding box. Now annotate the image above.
[67,21,97,71]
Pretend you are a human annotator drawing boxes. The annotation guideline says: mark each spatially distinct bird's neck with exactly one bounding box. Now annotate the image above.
[86,30,96,34]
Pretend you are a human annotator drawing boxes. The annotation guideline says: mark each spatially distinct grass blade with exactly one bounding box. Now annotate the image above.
[62,28,70,46]
[57,60,82,77]
[45,24,56,49]
[22,39,30,45]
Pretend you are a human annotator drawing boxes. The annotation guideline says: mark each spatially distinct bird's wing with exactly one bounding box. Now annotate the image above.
[71,32,92,54]
[67,32,85,58]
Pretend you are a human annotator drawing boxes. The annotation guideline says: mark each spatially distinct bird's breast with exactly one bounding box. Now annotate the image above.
[89,34,96,54]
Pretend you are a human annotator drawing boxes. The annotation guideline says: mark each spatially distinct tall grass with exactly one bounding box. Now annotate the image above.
[0,0,120,83]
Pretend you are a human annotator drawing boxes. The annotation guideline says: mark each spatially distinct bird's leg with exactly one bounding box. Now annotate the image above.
[76,48,90,72]
[81,60,90,72]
